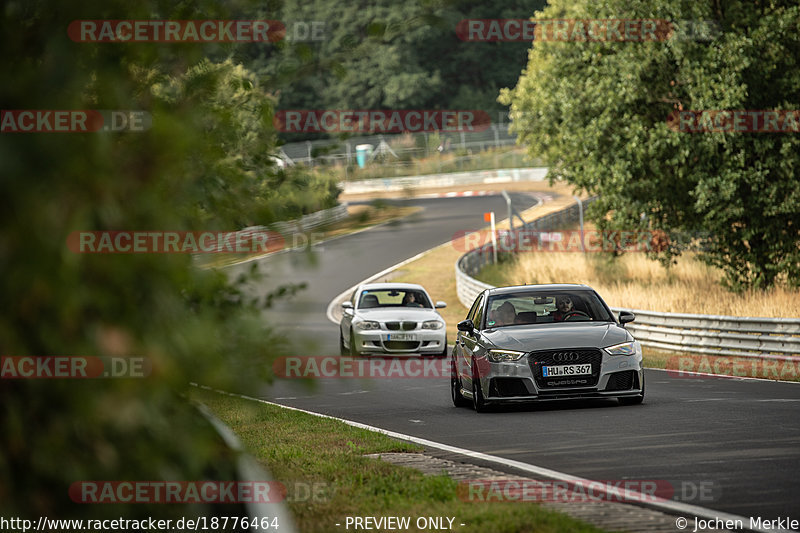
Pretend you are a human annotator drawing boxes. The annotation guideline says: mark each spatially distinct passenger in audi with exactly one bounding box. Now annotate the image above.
[493,301,517,326]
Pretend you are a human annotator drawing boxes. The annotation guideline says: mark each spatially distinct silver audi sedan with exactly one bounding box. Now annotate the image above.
[340,283,448,356]
[452,284,644,412]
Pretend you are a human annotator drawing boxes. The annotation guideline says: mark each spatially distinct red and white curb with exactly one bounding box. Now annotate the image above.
[417,190,496,198]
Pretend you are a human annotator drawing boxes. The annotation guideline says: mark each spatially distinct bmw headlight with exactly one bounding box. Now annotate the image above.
[421,320,444,330]
[604,341,637,356]
[354,320,380,331]
[487,349,526,362]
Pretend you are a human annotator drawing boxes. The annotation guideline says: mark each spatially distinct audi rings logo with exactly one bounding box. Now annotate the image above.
[552,352,579,362]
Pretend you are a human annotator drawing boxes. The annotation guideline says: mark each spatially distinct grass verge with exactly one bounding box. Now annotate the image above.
[193,388,616,533]
[641,348,800,382]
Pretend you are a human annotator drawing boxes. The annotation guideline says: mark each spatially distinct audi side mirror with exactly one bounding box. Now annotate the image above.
[619,311,635,325]
[435,301,447,309]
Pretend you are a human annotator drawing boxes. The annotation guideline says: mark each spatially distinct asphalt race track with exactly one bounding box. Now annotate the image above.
[231,194,800,522]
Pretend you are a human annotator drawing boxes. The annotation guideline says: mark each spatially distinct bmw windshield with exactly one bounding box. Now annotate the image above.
[357,288,433,309]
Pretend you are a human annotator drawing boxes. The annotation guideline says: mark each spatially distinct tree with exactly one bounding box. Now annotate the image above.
[0,0,321,521]
[245,0,546,141]
[500,0,800,289]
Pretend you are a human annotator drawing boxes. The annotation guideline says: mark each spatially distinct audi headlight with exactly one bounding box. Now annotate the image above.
[354,320,380,331]
[487,349,526,362]
[421,320,444,330]
[605,341,636,356]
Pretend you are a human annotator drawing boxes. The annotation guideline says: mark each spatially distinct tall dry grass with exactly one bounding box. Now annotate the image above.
[504,252,800,318]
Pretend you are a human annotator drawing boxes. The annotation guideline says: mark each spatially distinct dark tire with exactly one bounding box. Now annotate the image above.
[619,373,645,405]
[339,329,348,356]
[471,359,490,413]
[349,328,359,357]
[438,339,449,358]
[451,357,470,408]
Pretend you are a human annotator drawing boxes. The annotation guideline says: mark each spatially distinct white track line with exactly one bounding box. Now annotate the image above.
[647,366,800,385]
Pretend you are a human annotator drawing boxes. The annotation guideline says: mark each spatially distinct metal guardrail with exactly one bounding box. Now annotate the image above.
[193,204,349,262]
[455,201,800,358]
[235,204,349,242]
[268,203,349,235]
[343,167,547,195]
[195,400,297,533]
[612,310,800,358]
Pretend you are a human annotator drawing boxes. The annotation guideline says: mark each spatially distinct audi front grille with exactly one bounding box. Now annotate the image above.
[528,348,603,389]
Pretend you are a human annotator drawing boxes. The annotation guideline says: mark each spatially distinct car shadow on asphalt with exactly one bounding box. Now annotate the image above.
[486,398,626,414]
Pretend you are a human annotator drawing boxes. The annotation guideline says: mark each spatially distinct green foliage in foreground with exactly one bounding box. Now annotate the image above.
[501,0,800,290]
[195,389,615,533]
[0,0,335,520]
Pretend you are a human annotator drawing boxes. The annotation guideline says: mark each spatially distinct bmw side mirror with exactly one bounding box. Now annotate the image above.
[457,319,475,334]
[619,311,635,325]
[342,301,354,314]
[435,301,447,309]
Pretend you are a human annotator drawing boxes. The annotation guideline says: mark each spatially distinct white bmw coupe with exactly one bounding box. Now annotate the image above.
[340,283,447,357]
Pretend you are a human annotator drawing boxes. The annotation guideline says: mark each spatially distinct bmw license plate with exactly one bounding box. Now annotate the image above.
[542,364,591,377]
[387,333,416,341]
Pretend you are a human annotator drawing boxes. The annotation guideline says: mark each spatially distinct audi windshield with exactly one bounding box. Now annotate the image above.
[484,290,614,328]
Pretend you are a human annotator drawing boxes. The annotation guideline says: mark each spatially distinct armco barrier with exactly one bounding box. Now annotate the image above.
[268,203,349,235]
[343,167,547,195]
[455,201,800,358]
[196,401,296,533]
[612,310,800,358]
[237,203,349,243]
[193,204,348,262]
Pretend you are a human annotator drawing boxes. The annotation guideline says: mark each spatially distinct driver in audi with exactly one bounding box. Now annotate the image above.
[552,295,577,321]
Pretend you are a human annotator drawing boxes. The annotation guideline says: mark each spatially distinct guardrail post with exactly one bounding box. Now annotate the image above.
[573,195,585,253]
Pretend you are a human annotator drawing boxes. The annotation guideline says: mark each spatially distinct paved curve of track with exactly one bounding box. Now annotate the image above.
[230,194,800,523]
